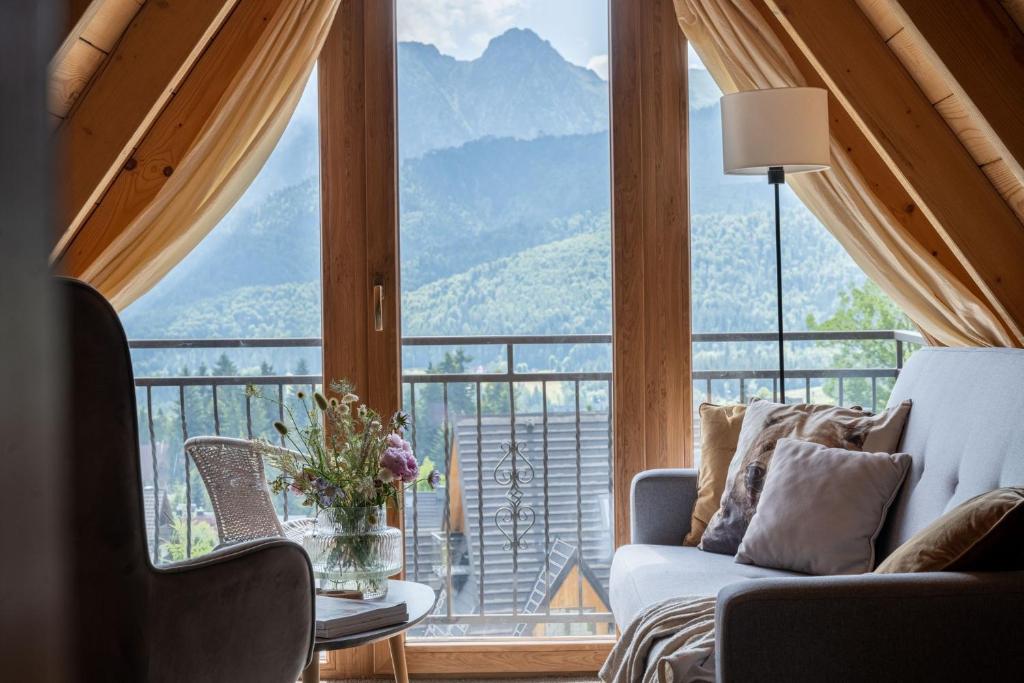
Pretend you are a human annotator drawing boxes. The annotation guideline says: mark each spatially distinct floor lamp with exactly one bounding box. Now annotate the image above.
[721,87,830,403]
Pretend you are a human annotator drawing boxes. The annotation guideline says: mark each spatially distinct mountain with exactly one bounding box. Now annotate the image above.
[397,29,609,160]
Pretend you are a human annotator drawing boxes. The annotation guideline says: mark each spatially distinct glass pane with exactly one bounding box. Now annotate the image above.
[396,0,613,639]
[120,71,323,563]
[688,48,917,456]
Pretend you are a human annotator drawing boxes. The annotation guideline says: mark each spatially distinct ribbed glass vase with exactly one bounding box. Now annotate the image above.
[303,505,402,599]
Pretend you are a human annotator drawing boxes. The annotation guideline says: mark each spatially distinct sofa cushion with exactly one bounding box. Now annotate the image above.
[876,487,1024,573]
[736,439,911,575]
[683,403,746,546]
[880,348,1024,557]
[609,544,802,628]
[700,399,912,556]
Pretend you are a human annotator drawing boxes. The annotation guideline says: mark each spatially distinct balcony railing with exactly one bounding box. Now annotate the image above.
[128,329,923,637]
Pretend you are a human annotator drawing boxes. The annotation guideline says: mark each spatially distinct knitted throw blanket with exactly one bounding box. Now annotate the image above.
[599,596,717,683]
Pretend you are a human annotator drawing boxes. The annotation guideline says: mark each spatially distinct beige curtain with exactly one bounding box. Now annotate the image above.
[674,0,1018,347]
[64,0,339,310]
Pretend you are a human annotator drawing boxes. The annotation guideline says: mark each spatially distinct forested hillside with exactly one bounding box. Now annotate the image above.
[121,28,871,375]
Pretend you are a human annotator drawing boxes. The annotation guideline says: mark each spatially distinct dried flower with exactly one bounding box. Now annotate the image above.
[273,420,288,436]
[296,390,306,400]
[314,391,329,411]
[426,469,441,490]
[244,384,260,398]
[342,393,359,404]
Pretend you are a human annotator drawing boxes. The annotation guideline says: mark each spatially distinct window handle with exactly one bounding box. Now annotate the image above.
[373,282,385,332]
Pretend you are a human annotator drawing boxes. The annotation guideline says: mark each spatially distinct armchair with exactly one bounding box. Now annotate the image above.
[62,279,315,682]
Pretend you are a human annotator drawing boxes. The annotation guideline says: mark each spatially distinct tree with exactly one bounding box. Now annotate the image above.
[212,352,238,377]
[294,358,310,376]
[806,280,916,409]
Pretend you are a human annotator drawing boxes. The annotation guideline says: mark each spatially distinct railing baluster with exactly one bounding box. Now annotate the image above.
[705,378,712,402]
[871,376,878,412]
[212,384,220,435]
[147,387,160,562]
[739,378,746,404]
[805,377,811,403]
[476,381,485,617]
[574,380,584,614]
[838,376,845,407]
[507,347,518,618]
[245,394,253,439]
[278,384,288,521]
[178,385,191,558]
[409,382,419,584]
[542,380,550,619]
[443,383,453,620]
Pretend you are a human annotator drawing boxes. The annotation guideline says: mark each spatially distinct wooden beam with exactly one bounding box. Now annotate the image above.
[767,0,1024,341]
[893,0,1024,193]
[54,0,235,254]
[318,2,400,676]
[752,0,995,324]
[54,0,276,279]
[611,0,692,547]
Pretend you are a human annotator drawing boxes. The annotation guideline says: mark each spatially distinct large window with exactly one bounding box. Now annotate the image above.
[395,0,614,639]
[120,72,323,563]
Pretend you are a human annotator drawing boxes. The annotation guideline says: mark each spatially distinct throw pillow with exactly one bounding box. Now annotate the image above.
[735,438,911,574]
[683,403,747,546]
[699,398,912,556]
[875,487,1024,573]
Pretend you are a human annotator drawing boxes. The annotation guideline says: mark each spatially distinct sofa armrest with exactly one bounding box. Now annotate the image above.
[717,571,1024,683]
[630,468,698,545]
[150,537,315,683]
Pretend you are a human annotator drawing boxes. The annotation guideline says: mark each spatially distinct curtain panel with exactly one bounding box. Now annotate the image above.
[674,0,1019,347]
[57,0,340,310]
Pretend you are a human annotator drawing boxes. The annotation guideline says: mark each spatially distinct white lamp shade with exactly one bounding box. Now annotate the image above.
[721,87,830,175]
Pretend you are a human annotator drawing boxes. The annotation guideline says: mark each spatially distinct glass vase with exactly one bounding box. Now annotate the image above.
[303,505,402,599]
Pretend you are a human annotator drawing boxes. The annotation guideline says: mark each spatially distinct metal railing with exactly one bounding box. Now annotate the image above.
[128,329,923,636]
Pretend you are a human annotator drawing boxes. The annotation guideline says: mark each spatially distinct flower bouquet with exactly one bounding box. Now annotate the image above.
[246,379,438,598]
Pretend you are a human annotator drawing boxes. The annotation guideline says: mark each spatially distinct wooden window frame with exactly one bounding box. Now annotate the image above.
[317,0,690,677]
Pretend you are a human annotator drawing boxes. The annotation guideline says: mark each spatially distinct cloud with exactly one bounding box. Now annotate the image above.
[586,54,608,80]
[397,0,526,60]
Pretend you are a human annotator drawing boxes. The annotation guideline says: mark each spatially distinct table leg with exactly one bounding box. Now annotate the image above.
[301,656,320,683]
[388,634,409,683]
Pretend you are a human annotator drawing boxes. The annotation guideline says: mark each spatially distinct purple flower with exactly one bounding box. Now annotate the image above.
[380,444,419,483]
[426,469,441,490]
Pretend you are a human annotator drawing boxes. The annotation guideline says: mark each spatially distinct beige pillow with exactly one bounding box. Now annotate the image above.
[875,487,1024,573]
[683,403,746,546]
[735,438,911,575]
[700,398,912,556]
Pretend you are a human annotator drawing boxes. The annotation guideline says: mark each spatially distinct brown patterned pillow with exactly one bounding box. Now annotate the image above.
[683,403,746,546]
[699,398,912,556]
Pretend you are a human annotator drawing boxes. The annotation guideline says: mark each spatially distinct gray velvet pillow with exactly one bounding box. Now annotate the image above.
[735,438,911,575]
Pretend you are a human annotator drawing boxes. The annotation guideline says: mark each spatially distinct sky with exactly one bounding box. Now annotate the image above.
[397,0,610,77]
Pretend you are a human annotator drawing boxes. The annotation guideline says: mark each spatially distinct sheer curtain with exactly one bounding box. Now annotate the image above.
[674,0,1019,347]
[56,0,339,310]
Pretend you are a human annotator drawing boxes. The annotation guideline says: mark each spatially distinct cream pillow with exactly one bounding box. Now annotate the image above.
[736,438,911,575]
[683,403,746,546]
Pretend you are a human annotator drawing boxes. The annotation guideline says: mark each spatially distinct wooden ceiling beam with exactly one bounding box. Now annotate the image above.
[54,0,236,256]
[892,0,1024,194]
[766,0,1024,339]
[55,0,285,279]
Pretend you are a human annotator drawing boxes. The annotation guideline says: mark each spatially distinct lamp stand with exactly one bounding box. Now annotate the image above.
[768,165,786,403]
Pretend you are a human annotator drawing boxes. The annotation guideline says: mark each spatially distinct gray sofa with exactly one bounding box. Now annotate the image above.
[610,347,1024,682]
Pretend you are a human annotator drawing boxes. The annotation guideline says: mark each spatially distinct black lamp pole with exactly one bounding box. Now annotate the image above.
[768,165,786,403]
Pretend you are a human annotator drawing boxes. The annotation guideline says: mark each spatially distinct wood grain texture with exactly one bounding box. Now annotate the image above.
[318,2,400,675]
[894,0,1024,198]
[884,27,951,104]
[856,0,902,40]
[48,37,104,117]
[398,639,614,676]
[934,93,1001,167]
[54,0,235,255]
[54,0,270,279]
[983,158,1024,224]
[768,0,1024,340]
[79,0,143,52]
[610,0,692,548]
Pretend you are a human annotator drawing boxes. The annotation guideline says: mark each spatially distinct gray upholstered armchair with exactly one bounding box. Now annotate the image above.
[63,279,315,682]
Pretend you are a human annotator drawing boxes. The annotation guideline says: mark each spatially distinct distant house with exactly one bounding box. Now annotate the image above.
[406,411,613,636]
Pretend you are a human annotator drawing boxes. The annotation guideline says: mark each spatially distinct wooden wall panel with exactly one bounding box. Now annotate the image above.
[769,0,1024,341]
[610,0,692,548]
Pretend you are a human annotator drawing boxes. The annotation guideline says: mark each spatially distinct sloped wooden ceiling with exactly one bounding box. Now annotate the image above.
[49,0,1024,330]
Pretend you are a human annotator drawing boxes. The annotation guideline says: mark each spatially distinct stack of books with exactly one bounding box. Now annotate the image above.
[315,595,409,639]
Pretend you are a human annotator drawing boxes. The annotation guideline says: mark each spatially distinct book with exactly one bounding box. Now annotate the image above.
[315,595,409,639]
